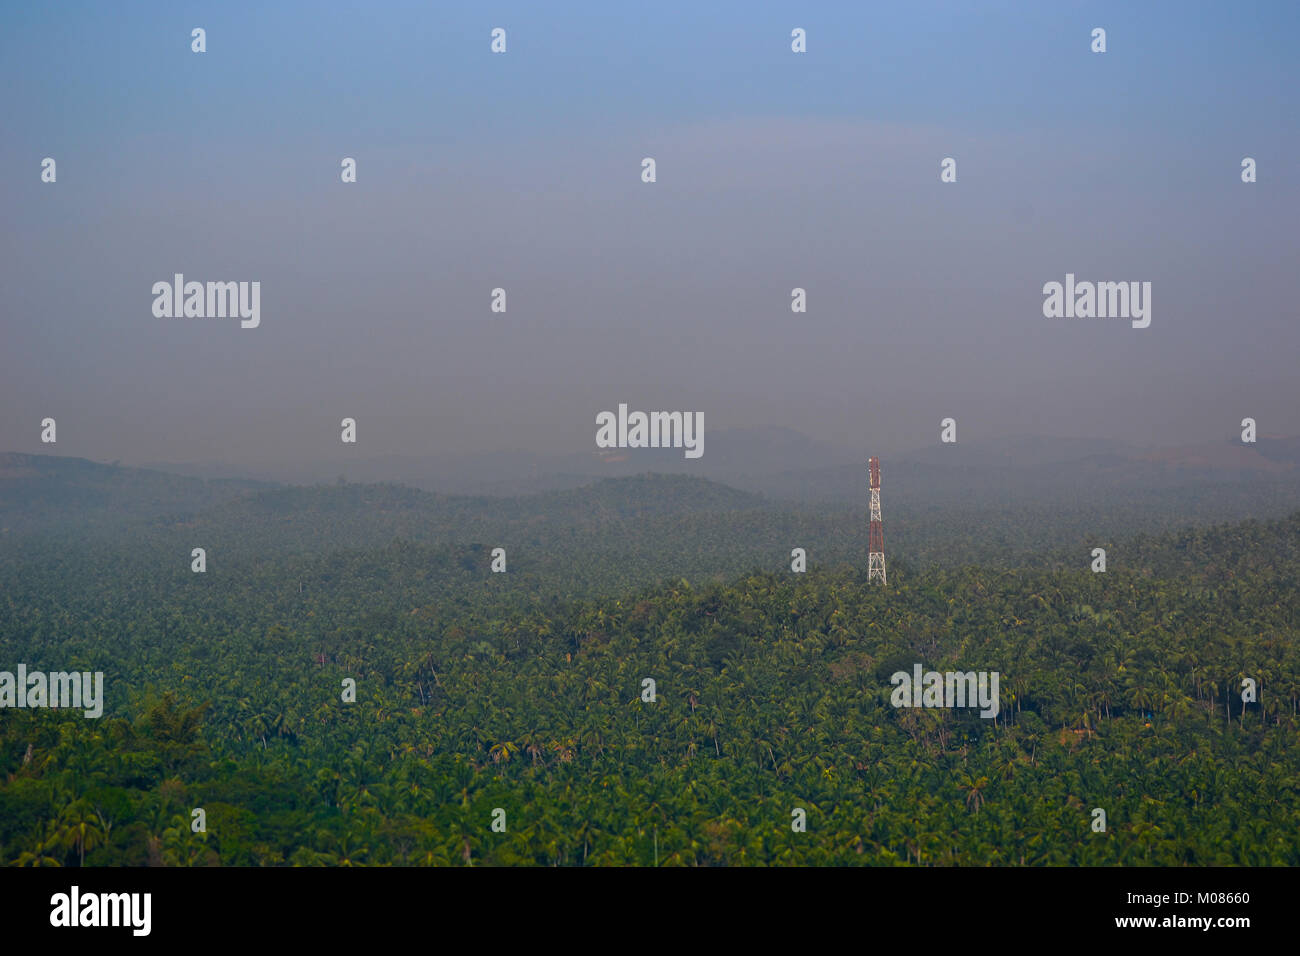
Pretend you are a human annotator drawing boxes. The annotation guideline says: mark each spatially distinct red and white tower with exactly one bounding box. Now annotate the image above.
[868,456,886,585]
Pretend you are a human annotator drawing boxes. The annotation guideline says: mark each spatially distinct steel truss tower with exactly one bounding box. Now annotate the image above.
[868,456,886,585]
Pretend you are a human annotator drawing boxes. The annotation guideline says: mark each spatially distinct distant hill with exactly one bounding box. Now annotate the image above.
[131,429,1300,502]
[3,464,783,580]
[898,434,1138,470]
[1257,435,1300,465]
[6,441,1300,586]
[136,426,858,494]
[165,472,771,554]
[1139,439,1295,473]
[0,453,275,539]
[736,435,1300,503]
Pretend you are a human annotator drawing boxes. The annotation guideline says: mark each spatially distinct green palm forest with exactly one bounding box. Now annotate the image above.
[1,457,1298,865]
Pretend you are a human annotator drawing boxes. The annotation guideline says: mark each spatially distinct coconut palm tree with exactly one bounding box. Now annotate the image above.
[58,800,104,866]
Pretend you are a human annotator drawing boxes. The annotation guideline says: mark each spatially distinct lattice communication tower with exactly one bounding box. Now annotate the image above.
[868,456,886,585]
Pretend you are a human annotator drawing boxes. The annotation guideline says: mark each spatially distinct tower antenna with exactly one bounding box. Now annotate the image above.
[868,456,887,585]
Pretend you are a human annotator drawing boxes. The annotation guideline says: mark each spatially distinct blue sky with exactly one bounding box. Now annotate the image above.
[5,1,1296,147]
[2,2,1297,466]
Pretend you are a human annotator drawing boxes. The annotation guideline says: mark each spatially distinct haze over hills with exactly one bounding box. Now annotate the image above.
[128,428,1300,499]
[5,439,1300,867]
[136,425,858,495]
[0,451,275,537]
[6,433,1300,579]
[722,432,1300,503]
[3,0,1298,878]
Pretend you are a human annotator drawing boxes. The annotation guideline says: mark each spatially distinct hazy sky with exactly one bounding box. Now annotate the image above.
[2,1,1297,470]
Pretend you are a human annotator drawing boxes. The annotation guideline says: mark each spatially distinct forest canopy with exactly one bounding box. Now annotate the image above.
[1,467,1297,866]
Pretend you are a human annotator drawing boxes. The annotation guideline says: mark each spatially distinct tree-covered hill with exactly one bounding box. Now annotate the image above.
[1,505,1296,866]
[9,454,1300,578]
[0,453,274,539]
